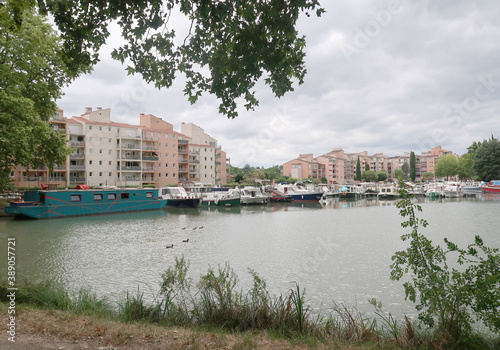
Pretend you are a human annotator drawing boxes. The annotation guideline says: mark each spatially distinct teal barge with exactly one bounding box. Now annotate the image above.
[5,188,167,219]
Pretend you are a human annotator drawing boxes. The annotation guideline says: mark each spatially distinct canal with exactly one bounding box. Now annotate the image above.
[1,195,499,320]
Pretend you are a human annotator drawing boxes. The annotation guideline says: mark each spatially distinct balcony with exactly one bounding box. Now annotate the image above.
[49,177,66,182]
[142,177,158,182]
[69,177,86,183]
[120,155,141,160]
[189,159,200,164]
[143,146,158,151]
[178,139,189,144]
[142,156,159,161]
[70,165,86,170]
[178,149,188,154]
[70,153,85,159]
[118,166,141,171]
[69,141,85,147]
[23,176,47,182]
[189,169,200,174]
[119,144,141,150]
[178,159,189,164]
[142,167,159,172]
[189,150,200,155]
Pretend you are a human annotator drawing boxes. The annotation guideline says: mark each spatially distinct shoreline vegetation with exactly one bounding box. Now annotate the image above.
[1,260,498,350]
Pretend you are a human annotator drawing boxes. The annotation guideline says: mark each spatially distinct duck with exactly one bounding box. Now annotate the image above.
[182,239,189,243]
[166,244,174,248]
[182,227,186,230]
[198,226,204,229]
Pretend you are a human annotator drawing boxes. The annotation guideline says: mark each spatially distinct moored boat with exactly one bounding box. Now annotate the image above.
[275,183,323,202]
[337,184,364,199]
[377,185,400,200]
[482,180,500,193]
[5,188,167,219]
[200,191,241,207]
[159,187,200,208]
[238,187,268,205]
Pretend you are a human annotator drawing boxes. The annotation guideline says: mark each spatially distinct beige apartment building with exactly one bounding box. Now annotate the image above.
[10,108,228,188]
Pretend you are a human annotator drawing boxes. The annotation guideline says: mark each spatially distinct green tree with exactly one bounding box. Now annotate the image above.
[12,1,325,119]
[473,136,500,181]
[391,182,500,345]
[361,170,376,182]
[356,157,361,181]
[0,7,73,191]
[264,166,281,180]
[365,163,370,171]
[401,162,410,180]
[421,171,434,182]
[376,170,388,182]
[457,153,475,180]
[410,151,416,181]
[393,168,404,180]
[234,173,244,183]
[434,154,459,180]
[320,177,327,184]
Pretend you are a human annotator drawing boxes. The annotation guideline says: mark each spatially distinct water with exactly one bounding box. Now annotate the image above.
[1,195,499,320]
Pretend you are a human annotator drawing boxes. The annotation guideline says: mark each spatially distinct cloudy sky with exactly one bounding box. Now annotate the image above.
[57,0,500,168]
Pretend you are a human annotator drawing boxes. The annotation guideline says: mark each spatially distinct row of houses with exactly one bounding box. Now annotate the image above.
[283,146,454,183]
[11,107,229,188]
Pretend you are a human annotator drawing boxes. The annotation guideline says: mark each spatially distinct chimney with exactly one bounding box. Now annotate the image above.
[84,107,92,114]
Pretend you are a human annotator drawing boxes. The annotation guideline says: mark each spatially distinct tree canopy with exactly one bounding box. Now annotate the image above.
[0,6,71,191]
[17,0,324,118]
[473,136,500,181]
[434,154,458,180]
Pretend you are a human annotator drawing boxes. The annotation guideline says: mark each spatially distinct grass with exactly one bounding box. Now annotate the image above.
[1,262,498,350]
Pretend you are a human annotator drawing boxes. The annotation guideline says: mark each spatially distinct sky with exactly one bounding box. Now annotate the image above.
[56,0,500,168]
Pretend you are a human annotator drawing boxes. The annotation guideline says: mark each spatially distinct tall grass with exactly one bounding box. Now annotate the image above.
[1,262,498,349]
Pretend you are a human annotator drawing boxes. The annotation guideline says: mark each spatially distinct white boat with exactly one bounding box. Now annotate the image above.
[275,183,324,201]
[443,182,463,198]
[238,187,268,205]
[159,187,200,208]
[377,185,400,200]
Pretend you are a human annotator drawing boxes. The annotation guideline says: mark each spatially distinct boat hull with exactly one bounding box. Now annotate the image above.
[5,189,167,219]
[482,186,500,193]
[201,198,241,207]
[165,198,200,208]
[288,192,323,202]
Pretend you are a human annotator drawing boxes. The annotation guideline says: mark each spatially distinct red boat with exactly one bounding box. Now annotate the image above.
[481,181,500,193]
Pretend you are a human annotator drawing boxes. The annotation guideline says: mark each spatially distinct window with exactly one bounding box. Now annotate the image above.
[121,193,129,199]
[108,127,112,132]
[173,164,175,168]
[109,161,112,165]
[108,193,116,200]
[94,194,103,201]
[99,172,103,176]
[89,125,92,130]
[109,150,112,155]
[99,126,102,131]
[71,194,81,202]
[109,172,112,176]
[173,173,176,177]
[166,173,169,178]
[108,138,112,143]
[89,148,93,154]
[146,192,153,198]
[173,134,176,139]
[165,153,168,158]
[89,172,93,176]
[89,137,93,142]
[89,160,93,165]
[99,138,103,143]
[165,164,168,168]
[99,149,103,154]
[99,160,102,166]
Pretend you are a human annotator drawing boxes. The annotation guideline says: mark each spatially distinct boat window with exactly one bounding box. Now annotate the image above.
[94,194,103,201]
[161,189,168,195]
[121,193,130,199]
[71,194,81,202]
[107,193,116,200]
[146,192,153,198]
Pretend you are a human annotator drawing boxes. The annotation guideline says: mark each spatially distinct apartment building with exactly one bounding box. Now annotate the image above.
[180,123,226,185]
[11,108,228,188]
[282,154,326,181]
[283,146,454,183]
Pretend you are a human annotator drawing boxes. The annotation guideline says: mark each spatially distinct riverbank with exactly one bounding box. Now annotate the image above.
[1,302,402,350]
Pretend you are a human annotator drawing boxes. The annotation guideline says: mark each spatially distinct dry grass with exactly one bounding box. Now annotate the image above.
[1,303,393,350]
